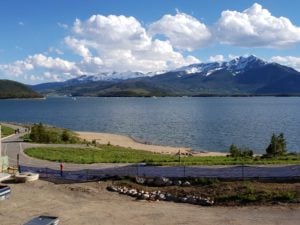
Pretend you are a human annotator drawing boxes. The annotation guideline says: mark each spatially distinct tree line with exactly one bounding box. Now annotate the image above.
[229,133,287,158]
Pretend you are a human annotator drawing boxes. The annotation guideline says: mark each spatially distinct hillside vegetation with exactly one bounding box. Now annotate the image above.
[0,79,42,99]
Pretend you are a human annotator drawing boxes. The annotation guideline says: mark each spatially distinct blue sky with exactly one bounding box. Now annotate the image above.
[1,0,300,84]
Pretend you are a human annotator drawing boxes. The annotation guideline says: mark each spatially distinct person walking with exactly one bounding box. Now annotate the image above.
[60,162,64,177]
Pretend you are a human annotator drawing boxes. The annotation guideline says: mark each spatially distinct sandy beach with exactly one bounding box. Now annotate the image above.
[76,131,227,156]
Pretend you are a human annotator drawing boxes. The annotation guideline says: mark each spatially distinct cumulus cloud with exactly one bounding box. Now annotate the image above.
[270,56,300,71]
[64,37,92,61]
[1,13,200,82]
[149,11,212,51]
[209,54,224,62]
[0,60,33,76]
[215,3,300,48]
[72,15,152,51]
[2,4,300,83]
[0,54,83,81]
[65,14,199,73]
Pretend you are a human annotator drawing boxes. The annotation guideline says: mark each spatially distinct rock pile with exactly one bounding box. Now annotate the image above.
[135,176,191,187]
[106,185,214,206]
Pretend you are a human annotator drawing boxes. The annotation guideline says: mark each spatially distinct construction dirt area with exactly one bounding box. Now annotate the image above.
[0,179,299,225]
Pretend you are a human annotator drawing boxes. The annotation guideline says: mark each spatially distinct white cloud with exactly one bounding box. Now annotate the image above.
[72,15,152,51]
[18,21,24,26]
[57,22,68,29]
[66,14,199,73]
[43,72,61,81]
[215,3,300,48]
[270,56,300,71]
[149,11,212,51]
[48,47,64,55]
[28,54,81,74]
[0,54,83,81]
[209,54,224,62]
[0,60,33,76]
[64,37,92,61]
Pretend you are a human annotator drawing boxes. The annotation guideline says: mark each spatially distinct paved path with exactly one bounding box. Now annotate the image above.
[1,126,300,180]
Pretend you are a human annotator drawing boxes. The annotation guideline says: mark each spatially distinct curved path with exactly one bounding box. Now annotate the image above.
[1,126,300,180]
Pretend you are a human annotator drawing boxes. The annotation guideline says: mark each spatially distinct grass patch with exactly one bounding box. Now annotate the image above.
[1,125,15,137]
[181,154,300,165]
[24,146,300,165]
[24,146,177,164]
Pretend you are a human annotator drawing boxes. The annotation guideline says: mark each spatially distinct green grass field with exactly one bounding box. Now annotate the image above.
[1,125,15,137]
[24,145,300,165]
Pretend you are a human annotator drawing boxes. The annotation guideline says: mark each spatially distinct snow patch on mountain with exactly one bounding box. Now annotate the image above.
[174,55,268,76]
[71,71,146,82]
[69,55,269,83]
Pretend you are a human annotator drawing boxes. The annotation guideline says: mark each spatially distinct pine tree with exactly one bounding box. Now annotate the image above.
[266,133,287,156]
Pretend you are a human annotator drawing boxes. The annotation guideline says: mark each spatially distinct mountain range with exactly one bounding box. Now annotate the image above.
[32,55,300,97]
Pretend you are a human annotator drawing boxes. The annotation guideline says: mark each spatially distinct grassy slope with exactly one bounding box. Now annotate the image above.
[24,146,300,165]
[1,125,15,137]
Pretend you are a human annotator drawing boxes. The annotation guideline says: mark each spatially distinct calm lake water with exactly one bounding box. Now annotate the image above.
[0,97,300,153]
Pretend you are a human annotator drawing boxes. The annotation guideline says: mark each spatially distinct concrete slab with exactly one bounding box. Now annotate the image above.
[0,173,11,182]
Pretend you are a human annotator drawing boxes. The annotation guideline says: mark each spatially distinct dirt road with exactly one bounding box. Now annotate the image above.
[0,180,299,225]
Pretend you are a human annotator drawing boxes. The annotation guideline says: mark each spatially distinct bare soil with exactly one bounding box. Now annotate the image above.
[0,179,299,225]
[114,179,300,206]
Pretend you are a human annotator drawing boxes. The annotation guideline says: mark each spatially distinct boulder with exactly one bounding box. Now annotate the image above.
[158,193,166,201]
[186,197,197,204]
[165,193,175,201]
[182,181,191,186]
[179,197,188,203]
[153,177,170,186]
[142,193,150,200]
[174,180,182,186]
[135,176,146,185]
[150,194,157,201]
[128,189,138,197]
[106,186,118,192]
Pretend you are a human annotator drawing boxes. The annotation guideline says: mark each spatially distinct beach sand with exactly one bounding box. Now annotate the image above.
[76,131,227,156]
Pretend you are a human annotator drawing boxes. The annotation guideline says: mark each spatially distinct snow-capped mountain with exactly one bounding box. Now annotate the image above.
[69,55,268,83]
[32,55,300,96]
[71,71,146,82]
[173,55,268,76]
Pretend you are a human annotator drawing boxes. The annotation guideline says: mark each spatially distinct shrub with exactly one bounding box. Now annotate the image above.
[29,123,79,144]
[229,144,253,158]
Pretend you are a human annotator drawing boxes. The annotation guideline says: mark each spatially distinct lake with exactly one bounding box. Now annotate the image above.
[0,97,299,153]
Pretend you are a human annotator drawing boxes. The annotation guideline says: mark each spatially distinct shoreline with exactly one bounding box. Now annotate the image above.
[1,121,228,157]
[76,131,227,157]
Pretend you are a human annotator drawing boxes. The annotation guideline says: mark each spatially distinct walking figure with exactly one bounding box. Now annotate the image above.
[60,163,64,177]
